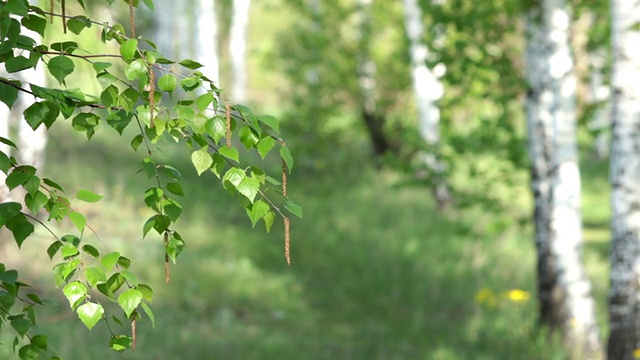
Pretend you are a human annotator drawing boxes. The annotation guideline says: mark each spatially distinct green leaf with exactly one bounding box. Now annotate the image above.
[68,211,86,232]
[280,146,294,173]
[117,256,131,271]
[61,243,79,259]
[219,146,240,163]
[124,59,147,81]
[106,273,125,294]
[263,210,275,232]
[130,134,144,151]
[71,112,100,139]
[140,302,155,327]
[0,202,22,228]
[178,59,204,70]
[0,269,18,284]
[119,88,140,111]
[238,177,260,203]
[30,334,47,350]
[109,335,132,352]
[21,15,47,37]
[10,317,31,337]
[223,167,245,189]
[208,117,226,143]
[196,93,213,112]
[163,200,182,222]
[46,241,63,259]
[136,284,153,302]
[82,244,100,258]
[258,114,280,132]
[0,81,19,109]
[101,251,121,271]
[25,191,48,214]
[18,344,40,359]
[63,281,87,309]
[257,137,275,159]
[158,74,177,92]
[118,289,142,318]
[52,259,80,286]
[4,0,29,15]
[247,200,270,227]
[180,76,201,91]
[5,56,31,73]
[77,302,104,330]
[120,270,137,284]
[66,15,91,35]
[47,56,74,85]
[166,232,185,263]
[7,214,34,248]
[119,39,138,62]
[50,41,78,54]
[100,85,118,108]
[166,182,184,197]
[84,266,106,287]
[106,109,133,134]
[284,199,303,219]
[191,147,212,175]
[92,62,112,72]
[23,101,59,130]
[76,189,103,203]
[239,126,259,149]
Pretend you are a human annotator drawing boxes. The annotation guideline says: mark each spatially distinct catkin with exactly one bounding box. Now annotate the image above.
[129,0,136,38]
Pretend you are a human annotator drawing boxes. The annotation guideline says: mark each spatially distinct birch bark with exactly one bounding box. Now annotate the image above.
[608,0,640,358]
[525,1,602,358]
[229,0,251,104]
[195,0,220,91]
[401,0,450,208]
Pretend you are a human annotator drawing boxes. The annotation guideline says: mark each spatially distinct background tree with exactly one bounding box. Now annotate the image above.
[608,0,640,358]
[525,0,601,357]
[229,0,251,103]
[401,0,450,207]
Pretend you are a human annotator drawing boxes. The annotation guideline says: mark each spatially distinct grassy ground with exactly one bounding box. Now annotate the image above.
[0,122,611,359]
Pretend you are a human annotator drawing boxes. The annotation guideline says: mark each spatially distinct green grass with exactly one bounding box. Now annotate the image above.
[0,124,611,359]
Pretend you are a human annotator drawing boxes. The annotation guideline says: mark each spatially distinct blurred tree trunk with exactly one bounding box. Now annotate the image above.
[356,0,390,158]
[195,0,220,95]
[525,0,602,359]
[0,0,48,204]
[401,0,451,208]
[608,0,640,358]
[229,0,251,104]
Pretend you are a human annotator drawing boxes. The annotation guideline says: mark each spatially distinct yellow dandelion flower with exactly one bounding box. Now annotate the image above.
[505,289,531,302]
[633,348,640,359]
[475,288,495,304]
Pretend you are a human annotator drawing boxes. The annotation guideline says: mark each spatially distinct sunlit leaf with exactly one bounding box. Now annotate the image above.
[63,281,87,309]
[191,147,212,175]
[77,302,104,330]
[118,289,142,317]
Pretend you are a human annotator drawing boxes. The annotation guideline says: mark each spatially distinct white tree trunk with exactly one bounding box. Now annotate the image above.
[195,0,220,94]
[525,1,602,358]
[0,3,48,203]
[402,0,450,208]
[229,0,251,104]
[608,0,640,358]
[356,0,377,117]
